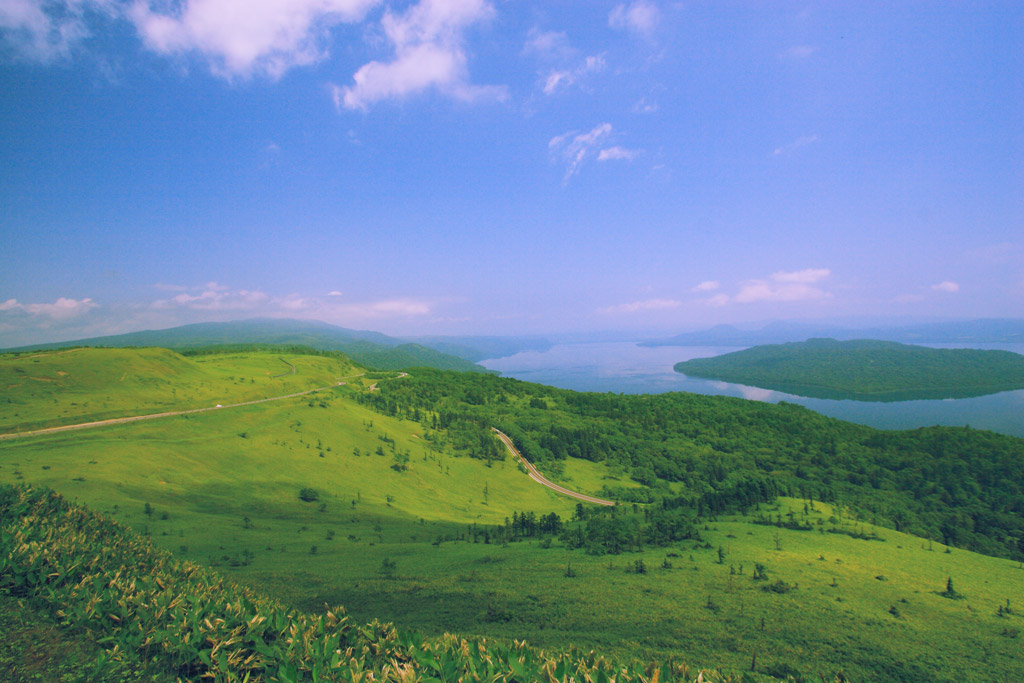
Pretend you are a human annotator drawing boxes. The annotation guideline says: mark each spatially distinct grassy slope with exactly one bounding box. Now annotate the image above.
[2,348,1023,681]
[673,338,1024,400]
[0,347,358,432]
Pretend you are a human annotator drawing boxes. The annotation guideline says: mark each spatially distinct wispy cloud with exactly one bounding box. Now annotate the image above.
[932,281,960,293]
[699,269,832,306]
[549,122,615,182]
[541,53,605,95]
[152,285,271,311]
[0,296,99,319]
[773,134,819,156]
[149,284,434,321]
[0,0,117,62]
[334,0,507,110]
[597,145,641,162]
[521,27,572,60]
[129,0,378,79]
[632,97,658,114]
[597,298,680,315]
[734,269,831,303]
[608,1,659,38]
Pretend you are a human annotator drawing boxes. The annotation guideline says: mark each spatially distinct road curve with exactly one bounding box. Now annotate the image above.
[0,381,347,442]
[491,428,616,506]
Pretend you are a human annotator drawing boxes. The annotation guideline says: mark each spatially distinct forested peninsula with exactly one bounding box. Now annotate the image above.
[673,338,1024,401]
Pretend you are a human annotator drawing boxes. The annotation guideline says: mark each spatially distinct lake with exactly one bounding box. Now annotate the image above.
[480,342,1024,438]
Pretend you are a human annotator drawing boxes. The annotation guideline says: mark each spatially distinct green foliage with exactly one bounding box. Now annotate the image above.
[0,485,740,683]
[4,349,1024,681]
[674,338,1024,400]
[298,488,320,502]
[939,576,965,600]
[362,368,1024,561]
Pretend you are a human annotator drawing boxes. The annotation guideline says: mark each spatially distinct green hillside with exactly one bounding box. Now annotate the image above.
[674,338,1024,400]
[2,347,1024,681]
[0,346,358,433]
[1,318,494,374]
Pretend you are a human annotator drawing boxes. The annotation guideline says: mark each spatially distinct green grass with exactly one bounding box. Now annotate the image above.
[0,347,359,433]
[2,347,1023,681]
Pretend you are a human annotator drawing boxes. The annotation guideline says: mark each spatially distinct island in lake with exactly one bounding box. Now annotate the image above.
[674,338,1024,401]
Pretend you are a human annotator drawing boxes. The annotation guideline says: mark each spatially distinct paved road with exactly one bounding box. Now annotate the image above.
[0,379,352,442]
[491,428,616,506]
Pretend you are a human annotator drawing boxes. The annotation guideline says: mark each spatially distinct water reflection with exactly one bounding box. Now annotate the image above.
[480,341,1024,438]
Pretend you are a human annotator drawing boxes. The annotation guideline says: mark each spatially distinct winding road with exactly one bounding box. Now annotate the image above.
[491,428,616,506]
[2,366,617,509]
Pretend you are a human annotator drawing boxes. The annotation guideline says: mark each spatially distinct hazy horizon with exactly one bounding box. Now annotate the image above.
[3,2,1022,347]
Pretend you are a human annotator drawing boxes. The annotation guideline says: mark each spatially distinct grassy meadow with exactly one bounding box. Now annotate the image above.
[0,346,359,433]
[1,347,1023,681]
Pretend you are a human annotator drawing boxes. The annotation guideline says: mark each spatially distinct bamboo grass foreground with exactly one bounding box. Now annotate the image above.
[0,485,840,683]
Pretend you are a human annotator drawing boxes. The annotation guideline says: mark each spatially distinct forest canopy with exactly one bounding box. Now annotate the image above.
[359,368,1024,561]
[673,338,1024,401]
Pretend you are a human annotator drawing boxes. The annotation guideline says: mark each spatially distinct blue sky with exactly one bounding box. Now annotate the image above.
[1,1,1022,346]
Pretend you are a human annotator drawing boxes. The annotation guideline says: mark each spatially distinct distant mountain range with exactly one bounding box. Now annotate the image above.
[0,319,553,373]
[644,318,1024,347]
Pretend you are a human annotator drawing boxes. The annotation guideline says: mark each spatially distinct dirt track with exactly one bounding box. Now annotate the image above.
[491,428,616,506]
[0,381,347,442]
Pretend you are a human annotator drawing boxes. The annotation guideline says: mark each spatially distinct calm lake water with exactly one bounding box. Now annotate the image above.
[480,342,1024,438]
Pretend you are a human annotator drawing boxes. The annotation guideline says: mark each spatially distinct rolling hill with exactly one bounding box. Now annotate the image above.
[0,318,496,374]
[3,346,1024,681]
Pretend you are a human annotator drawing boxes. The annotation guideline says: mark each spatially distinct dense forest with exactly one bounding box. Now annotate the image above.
[673,338,1024,400]
[358,368,1024,561]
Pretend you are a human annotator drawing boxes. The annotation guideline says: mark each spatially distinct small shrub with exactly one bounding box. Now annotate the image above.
[298,488,319,502]
[762,579,796,594]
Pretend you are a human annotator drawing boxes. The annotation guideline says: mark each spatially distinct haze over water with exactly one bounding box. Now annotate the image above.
[481,342,1024,438]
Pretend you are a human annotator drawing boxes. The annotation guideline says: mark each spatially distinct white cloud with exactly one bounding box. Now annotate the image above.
[153,286,271,311]
[522,27,571,59]
[632,97,658,113]
[608,1,659,38]
[0,296,99,319]
[692,280,720,292]
[732,269,832,303]
[0,0,116,61]
[597,145,640,161]
[597,298,680,315]
[542,70,570,94]
[932,281,960,293]
[769,268,830,284]
[549,122,613,182]
[540,52,605,95]
[335,0,507,110]
[150,284,433,321]
[129,0,378,78]
[774,134,819,156]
